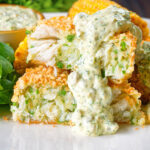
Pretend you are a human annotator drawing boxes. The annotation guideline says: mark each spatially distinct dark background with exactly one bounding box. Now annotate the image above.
[114,0,150,18]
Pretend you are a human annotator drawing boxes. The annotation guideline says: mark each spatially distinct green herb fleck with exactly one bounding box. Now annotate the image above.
[66,34,75,42]
[122,70,126,74]
[13,102,19,107]
[58,89,66,96]
[29,87,33,93]
[120,41,127,51]
[72,104,77,111]
[63,43,69,46]
[29,111,34,115]
[119,63,124,68]
[25,30,31,35]
[113,49,118,54]
[122,36,126,40]
[56,61,64,69]
[101,69,105,78]
[58,120,66,124]
[36,89,39,94]
[67,64,72,69]
[115,57,118,61]
[25,100,29,104]
[30,45,34,48]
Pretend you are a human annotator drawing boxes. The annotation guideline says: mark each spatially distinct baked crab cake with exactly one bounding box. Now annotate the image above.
[14,8,139,85]
[12,6,146,136]
[11,66,75,124]
[14,16,75,74]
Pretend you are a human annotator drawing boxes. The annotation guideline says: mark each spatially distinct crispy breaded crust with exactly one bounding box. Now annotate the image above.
[12,66,69,103]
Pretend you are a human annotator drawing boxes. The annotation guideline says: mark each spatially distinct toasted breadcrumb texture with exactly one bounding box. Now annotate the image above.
[38,16,75,33]
[68,0,149,40]
[12,66,69,103]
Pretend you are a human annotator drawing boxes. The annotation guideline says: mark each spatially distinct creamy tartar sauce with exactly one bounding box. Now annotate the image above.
[67,6,142,136]
[0,6,39,31]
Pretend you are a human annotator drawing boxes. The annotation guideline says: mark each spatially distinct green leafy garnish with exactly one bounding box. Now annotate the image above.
[120,41,127,51]
[0,42,19,104]
[56,61,64,69]
[66,34,75,42]
[0,42,14,63]
[3,0,76,12]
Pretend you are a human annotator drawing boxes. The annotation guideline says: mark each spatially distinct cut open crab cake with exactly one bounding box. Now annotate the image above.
[14,13,138,85]
[12,6,145,136]
[11,66,75,124]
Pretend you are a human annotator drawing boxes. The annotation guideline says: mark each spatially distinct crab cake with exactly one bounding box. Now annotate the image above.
[11,66,75,124]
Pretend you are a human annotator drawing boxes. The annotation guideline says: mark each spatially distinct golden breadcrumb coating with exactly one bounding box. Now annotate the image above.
[12,66,69,103]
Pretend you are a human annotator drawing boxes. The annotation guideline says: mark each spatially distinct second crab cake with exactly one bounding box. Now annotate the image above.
[11,66,75,124]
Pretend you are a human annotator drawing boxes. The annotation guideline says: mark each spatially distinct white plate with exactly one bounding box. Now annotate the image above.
[0,13,150,150]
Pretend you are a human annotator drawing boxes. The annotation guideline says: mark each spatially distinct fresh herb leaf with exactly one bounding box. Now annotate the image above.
[58,89,66,96]
[0,90,12,104]
[26,30,31,35]
[122,70,126,74]
[67,64,72,69]
[113,49,118,54]
[120,41,127,51]
[56,61,64,69]
[66,34,75,42]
